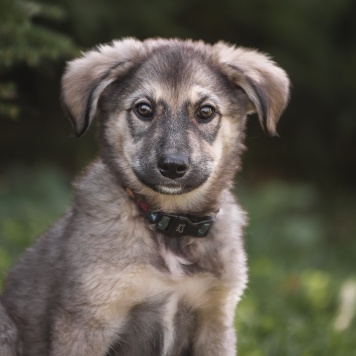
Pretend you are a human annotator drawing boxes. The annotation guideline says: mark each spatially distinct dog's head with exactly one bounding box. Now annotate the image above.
[62,38,289,212]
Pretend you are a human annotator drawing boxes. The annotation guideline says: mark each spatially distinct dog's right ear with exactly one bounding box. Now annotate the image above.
[61,38,144,137]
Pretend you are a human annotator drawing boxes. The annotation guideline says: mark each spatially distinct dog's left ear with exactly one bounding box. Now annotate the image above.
[213,42,290,135]
[61,38,144,137]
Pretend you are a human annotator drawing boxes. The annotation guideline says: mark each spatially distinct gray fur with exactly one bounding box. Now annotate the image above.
[0,38,290,355]
[0,300,22,355]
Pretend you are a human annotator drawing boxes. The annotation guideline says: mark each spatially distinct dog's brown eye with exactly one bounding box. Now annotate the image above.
[197,105,215,121]
[135,103,153,119]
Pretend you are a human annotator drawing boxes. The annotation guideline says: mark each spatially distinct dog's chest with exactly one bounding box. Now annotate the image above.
[107,290,197,356]
[165,252,189,281]
[105,253,220,356]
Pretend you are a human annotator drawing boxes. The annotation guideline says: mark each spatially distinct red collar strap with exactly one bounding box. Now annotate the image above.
[125,187,216,238]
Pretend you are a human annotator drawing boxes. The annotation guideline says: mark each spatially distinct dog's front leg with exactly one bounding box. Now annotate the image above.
[49,307,125,356]
[193,290,238,356]
[194,321,237,356]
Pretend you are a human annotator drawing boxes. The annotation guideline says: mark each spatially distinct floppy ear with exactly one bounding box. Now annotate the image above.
[61,38,144,137]
[213,42,290,135]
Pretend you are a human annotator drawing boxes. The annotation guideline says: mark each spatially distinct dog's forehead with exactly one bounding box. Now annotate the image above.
[132,46,226,105]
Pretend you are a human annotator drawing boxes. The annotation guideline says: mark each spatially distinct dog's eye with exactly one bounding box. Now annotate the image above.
[134,103,154,119]
[197,105,215,121]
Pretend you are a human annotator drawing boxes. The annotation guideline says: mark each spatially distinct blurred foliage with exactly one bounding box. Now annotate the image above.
[0,0,77,68]
[0,167,72,289]
[234,182,356,355]
[1,168,356,354]
[0,0,78,119]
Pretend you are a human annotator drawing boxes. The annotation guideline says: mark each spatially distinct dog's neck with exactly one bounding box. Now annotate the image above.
[124,186,218,238]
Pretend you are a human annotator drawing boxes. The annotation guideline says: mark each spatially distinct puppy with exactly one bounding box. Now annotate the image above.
[0,38,289,356]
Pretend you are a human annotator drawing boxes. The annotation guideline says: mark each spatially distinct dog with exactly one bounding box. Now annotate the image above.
[0,38,289,355]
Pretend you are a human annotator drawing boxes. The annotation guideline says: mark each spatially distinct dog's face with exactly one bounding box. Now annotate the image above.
[100,47,251,197]
[61,39,289,212]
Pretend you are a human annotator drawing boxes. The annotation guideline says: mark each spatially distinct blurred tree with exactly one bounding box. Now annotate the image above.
[0,0,78,120]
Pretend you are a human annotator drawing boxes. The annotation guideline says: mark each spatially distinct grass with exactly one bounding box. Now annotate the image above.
[235,182,356,355]
[1,166,355,355]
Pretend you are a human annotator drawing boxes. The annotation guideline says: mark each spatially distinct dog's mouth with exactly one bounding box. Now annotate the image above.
[150,182,200,195]
[156,185,184,195]
[131,165,212,196]
[154,183,205,195]
[133,173,206,196]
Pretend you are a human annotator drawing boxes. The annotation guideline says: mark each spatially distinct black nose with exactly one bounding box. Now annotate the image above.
[158,155,189,179]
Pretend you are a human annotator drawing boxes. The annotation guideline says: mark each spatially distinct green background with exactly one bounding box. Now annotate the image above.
[1,0,356,354]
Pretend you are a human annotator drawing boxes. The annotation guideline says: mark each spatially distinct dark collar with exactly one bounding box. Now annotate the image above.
[125,187,216,238]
